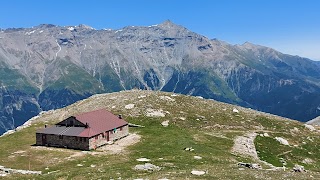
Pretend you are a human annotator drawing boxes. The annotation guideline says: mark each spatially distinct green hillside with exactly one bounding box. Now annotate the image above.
[0,90,319,179]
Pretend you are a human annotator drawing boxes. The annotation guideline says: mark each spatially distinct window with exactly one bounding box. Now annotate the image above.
[102,133,105,138]
[75,137,78,141]
[59,135,63,139]
[120,127,123,131]
[95,136,98,140]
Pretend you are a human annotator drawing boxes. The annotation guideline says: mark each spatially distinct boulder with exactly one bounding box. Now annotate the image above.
[134,163,161,171]
[263,133,269,137]
[275,137,289,146]
[161,120,169,127]
[125,104,135,109]
[191,170,206,175]
[304,124,315,131]
[194,156,202,160]
[302,158,314,164]
[184,147,194,151]
[233,108,239,113]
[293,164,305,172]
[159,96,175,102]
[136,158,151,162]
[237,162,261,169]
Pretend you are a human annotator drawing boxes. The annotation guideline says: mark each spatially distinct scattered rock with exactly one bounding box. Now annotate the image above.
[302,158,314,164]
[233,108,239,113]
[0,165,42,175]
[161,120,169,127]
[237,162,261,169]
[134,163,161,171]
[179,117,186,121]
[136,158,151,162]
[12,150,26,154]
[90,164,96,168]
[263,133,269,137]
[138,95,146,99]
[279,158,287,165]
[184,147,194,151]
[191,170,206,175]
[171,94,178,97]
[125,104,135,109]
[194,156,202,160]
[307,136,314,142]
[304,124,315,131]
[291,127,299,133]
[128,123,145,128]
[275,137,289,146]
[146,109,165,117]
[76,164,83,167]
[159,96,175,102]
[293,164,306,172]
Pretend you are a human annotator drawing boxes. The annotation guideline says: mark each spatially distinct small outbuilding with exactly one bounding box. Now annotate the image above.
[36,109,129,150]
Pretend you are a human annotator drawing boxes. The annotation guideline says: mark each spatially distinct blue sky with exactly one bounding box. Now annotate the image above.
[1,0,320,60]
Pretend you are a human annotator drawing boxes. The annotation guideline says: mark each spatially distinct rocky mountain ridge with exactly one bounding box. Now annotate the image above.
[1,20,320,134]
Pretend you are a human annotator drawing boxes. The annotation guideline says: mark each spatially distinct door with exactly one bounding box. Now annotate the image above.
[106,131,109,141]
[42,134,47,145]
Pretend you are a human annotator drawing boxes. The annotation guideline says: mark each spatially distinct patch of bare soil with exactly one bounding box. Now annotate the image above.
[96,133,141,154]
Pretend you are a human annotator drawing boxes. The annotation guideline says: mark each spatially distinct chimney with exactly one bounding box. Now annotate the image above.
[118,114,122,119]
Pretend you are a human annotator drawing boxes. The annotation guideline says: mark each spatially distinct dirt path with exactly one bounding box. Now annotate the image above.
[96,133,141,154]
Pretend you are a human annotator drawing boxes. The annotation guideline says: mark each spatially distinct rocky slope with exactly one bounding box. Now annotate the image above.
[1,20,320,134]
[0,90,319,179]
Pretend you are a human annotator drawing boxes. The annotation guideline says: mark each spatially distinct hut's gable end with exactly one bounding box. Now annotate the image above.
[56,116,86,127]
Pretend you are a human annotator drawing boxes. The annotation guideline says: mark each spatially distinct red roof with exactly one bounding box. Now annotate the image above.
[75,109,128,137]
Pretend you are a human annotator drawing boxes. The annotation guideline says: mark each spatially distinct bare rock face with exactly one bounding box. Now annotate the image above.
[232,132,258,159]
[1,20,320,134]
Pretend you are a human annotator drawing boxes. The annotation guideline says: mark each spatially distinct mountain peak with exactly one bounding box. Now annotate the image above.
[242,41,256,47]
[78,24,95,30]
[161,19,174,25]
[159,20,181,28]
[241,41,270,50]
[35,24,57,29]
